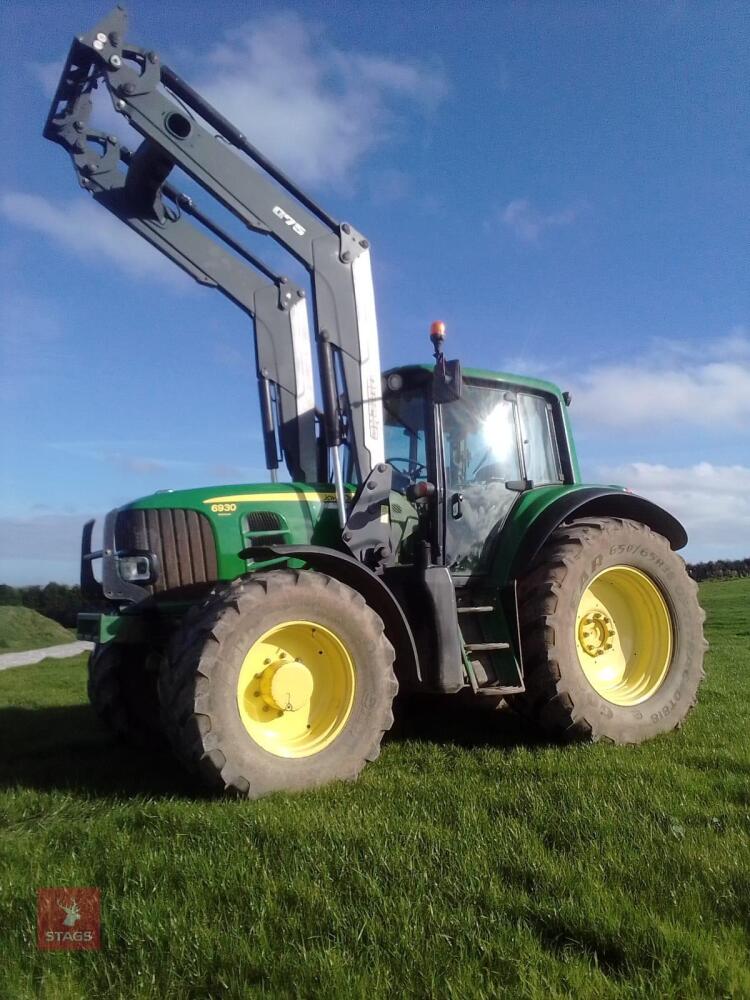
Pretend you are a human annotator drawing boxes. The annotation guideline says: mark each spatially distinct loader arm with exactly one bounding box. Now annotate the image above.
[43,6,385,496]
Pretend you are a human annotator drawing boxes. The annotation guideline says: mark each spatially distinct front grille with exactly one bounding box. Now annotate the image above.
[116,508,218,593]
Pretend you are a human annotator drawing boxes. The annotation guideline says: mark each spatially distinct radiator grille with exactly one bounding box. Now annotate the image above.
[116,508,218,593]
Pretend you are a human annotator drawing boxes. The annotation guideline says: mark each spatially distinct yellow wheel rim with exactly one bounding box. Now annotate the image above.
[236,620,355,758]
[575,565,673,706]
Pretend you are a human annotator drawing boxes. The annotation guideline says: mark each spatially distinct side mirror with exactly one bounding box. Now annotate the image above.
[505,478,534,493]
[433,358,462,403]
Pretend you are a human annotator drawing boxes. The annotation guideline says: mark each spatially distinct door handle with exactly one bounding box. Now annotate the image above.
[451,492,464,519]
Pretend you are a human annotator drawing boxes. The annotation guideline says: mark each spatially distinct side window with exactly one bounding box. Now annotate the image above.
[383,390,428,489]
[517,393,562,485]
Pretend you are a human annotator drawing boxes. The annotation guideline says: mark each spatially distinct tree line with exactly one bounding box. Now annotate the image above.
[686,558,750,582]
[0,583,105,628]
[1,558,748,626]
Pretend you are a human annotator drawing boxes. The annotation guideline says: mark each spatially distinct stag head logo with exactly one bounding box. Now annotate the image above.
[59,899,81,928]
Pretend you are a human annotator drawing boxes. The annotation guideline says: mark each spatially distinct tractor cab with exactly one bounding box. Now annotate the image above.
[383,345,577,576]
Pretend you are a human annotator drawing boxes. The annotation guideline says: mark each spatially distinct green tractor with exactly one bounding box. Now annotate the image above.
[47,9,705,798]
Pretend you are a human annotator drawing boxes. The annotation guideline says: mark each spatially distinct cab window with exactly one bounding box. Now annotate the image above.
[383,388,428,489]
[517,392,563,485]
[442,385,521,488]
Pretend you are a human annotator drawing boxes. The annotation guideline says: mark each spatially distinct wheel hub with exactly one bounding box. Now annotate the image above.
[574,565,673,706]
[259,658,314,713]
[236,620,356,758]
[577,610,616,657]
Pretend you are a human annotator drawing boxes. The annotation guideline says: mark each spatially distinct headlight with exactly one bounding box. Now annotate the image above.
[117,554,153,582]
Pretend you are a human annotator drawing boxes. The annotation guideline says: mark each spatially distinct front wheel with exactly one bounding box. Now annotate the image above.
[88,642,163,747]
[517,517,707,743]
[159,571,398,797]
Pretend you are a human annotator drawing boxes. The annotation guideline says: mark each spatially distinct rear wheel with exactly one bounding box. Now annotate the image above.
[160,571,397,797]
[517,517,706,743]
[87,642,163,747]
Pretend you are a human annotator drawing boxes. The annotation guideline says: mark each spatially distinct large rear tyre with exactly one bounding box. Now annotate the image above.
[159,571,398,798]
[87,642,163,747]
[517,517,706,743]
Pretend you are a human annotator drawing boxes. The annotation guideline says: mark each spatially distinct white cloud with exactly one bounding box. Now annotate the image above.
[501,198,580,242]
[595,462,750,560]
[570,330,750,431]
[195,12,447,186]
[0,192,188,286]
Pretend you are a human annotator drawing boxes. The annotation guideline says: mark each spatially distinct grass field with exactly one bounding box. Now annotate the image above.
[0,607,74,654]
[0,579,748,999]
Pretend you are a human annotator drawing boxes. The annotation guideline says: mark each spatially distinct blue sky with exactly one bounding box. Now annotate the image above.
[1,0,748,584]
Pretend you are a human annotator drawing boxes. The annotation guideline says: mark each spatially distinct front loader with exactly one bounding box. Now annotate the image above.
[45,8,706,797]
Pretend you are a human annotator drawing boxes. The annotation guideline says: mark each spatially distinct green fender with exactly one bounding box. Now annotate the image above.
[489,485,688,586]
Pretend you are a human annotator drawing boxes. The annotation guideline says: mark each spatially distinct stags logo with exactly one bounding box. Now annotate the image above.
[272,205,306,237]
[37,888,100,950]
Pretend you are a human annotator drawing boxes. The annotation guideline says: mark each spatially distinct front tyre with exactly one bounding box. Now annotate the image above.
[517,517,707,744]
[160,571,398,798]
[87,642,163,747]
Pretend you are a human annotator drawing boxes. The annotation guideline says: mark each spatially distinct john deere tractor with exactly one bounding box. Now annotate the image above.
[45,8,706,798]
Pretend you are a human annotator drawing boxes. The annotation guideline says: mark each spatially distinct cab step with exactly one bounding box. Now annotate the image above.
[463,641,510,652]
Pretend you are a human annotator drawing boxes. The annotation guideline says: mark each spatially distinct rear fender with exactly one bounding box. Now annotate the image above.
[497,487,688,584]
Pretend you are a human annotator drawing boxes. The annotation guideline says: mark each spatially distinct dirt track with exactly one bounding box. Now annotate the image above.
[0,641,93,671]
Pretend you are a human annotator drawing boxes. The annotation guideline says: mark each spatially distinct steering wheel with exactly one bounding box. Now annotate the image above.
[386,456,428,482]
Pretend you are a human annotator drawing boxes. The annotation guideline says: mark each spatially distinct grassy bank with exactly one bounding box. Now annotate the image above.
[0,580,748,998]
[0,607,74,654]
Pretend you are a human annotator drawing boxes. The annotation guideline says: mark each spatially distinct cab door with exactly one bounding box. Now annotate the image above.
[441,384,563,577]
[440,384,522,576]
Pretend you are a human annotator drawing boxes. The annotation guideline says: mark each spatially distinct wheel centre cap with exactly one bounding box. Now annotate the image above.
[578,610,616,657]
[260,659,314,712]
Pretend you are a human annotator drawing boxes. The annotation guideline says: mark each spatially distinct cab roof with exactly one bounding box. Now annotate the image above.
[386,363,565,399]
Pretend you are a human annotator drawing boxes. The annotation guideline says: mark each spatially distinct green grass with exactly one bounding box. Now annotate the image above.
[0,580,748,999]
[0,606,74,654]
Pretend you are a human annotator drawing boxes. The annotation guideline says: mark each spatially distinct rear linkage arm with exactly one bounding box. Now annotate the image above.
[44,6,385,501]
